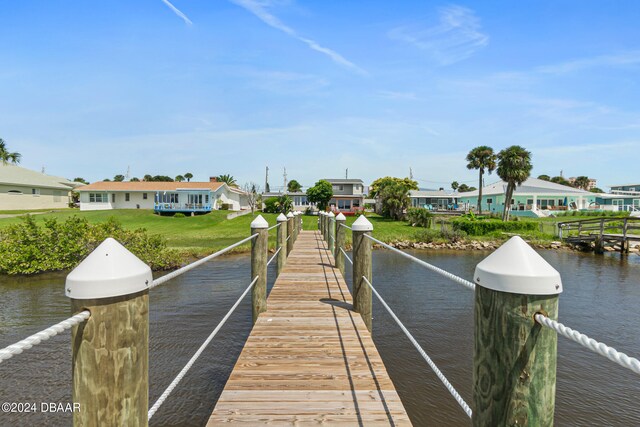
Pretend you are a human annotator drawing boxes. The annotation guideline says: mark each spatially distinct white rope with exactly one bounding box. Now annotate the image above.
[340,223,352,230]
[362,277,472,418]
[148,275,259,420]
[267,223,280,231]
[340,247,353,265]
[286,235,291,242]
[364,235,476,291]
[150,234,258,289]
[0,311,91,364]
[267,247,282,266]
[535,313,640,375]
[329,233,335,241]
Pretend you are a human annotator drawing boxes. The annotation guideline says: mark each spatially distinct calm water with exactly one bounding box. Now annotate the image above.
[0,250,639,426]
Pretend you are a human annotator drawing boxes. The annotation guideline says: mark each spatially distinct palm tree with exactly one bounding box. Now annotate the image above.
[175,175,185,182]
[0,138,22,164]
[184,172,193,182]
[451,181,459,192]
[573,176,590,190]
[466,146,497,214]
[287,179,302,193]
[497,145,532,221]
[216,174,238,187]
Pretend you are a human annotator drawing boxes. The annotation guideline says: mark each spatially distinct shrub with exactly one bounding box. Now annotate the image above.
[263,198,279,213]
[174,212,186,218]
[406,208,433,227]
[413,228,440,243]
[451,218,537,235]
[0,215,180,275]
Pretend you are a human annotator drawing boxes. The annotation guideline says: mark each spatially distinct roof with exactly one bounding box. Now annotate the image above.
[77,181,227,192]
[609,184,640,188]
[325,179,364,184]
[0,163,79,190]
[459,177,592,198]
[410,190,455,198]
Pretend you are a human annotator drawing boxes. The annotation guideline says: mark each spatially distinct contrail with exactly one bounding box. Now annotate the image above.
[160,0,193,26]
[230,0,366,75]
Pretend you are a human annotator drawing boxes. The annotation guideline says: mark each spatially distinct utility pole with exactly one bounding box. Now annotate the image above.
[345,168,348,179]
[409,167,413,180]
[125,166,130,181]
[265,166,270,193]
[283,167,287,194]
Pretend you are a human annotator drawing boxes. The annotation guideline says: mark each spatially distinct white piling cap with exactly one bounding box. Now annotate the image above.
[336,213,346,221]
[250,214,269,229]
[474,236,562,295]
[286,212,294,218]
[328,211,335,218]
[66,238,152,299]
[352,215,373,231]
[276,213,288,222]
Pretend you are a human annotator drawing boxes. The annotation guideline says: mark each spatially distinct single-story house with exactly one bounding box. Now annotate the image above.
[262,191,315,212]
[77,178,249,213]
[0,163,79,210]
[457,178,597,217]
[595,184,640,212]
[410,190,459,211]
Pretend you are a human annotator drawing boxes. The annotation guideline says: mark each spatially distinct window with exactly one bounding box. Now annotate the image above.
[111,193,115,203]
[487,198,493,204]
[205,195,209,203]
[32,188,40,196]
[53,191,61,202]
[526,199,533,205]
[337,199,351,210]
[89,193,107,203]
[125,193,130,202]
[143,193,148,200]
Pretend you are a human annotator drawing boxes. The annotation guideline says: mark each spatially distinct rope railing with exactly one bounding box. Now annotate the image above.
[535,314,640,375]
[286,235,291,241]
[148,275,259,420]
[362,276,472,418]
[340,247,353,265]
[267,247,281,267]
[150,233,259,289]
[0,311,91,364]
[267,223,280,231]
[363,234,476,291]
[340,223,352,230]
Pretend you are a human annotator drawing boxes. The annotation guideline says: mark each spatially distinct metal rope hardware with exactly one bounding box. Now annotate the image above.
[148,275,259,419]
[0,311,91,364]
[535,313,640,375]
[150,233,259,289]
[363,234,476,291]
[362,276,472,418]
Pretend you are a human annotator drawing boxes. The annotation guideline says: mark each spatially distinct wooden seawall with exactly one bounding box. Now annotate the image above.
[208,230,410,425]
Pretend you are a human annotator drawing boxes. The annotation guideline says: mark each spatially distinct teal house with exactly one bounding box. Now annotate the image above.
[596,184,640,212]
[457,178,597,217]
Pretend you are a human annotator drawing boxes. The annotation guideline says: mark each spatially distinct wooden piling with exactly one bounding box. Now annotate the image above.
[66,238,152,427]
[251,216,268,324]
[286,212,294,256]
[352,216,373,332]
[335,213,346,276]
[328,212,335,256]
[276,214,287,276]
[472,236,561,427]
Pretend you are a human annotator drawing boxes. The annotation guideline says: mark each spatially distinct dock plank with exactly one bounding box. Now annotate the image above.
[208,230,410,426]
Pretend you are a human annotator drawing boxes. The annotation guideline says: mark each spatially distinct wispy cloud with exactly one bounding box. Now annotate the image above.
[388,5,488,65]
[536,50,640,74]
[160,0,193,26]
[377,90,418,100]
[229,0,366,75]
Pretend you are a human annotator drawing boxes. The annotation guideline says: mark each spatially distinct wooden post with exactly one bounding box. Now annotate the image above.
[335,213,346,275]
[352,215,373,332]
[66,238,152,427]
[327,211,335,256]
[251,215,268,324]
[276,213,287,276]
[286,212,294,256]
[473,236,561,427]
[292,212,298,243]
[321,212,326,241]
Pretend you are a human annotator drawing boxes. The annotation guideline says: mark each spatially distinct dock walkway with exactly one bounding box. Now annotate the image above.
[208,230,410,425]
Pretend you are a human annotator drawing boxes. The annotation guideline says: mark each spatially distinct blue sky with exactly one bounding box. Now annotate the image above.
[1,1,639,191]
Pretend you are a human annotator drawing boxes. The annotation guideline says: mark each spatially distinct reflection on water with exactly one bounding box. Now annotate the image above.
[1,250,638,426]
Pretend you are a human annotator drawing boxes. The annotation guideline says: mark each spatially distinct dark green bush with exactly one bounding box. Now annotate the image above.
[0,215,179,275]
[414,228,440,243]
[263,198,279,213]
[406,208,433,227]
[451,218,537,235]
[174,212,186,218]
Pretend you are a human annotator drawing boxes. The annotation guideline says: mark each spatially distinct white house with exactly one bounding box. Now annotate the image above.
[0,163,79,210]
[77,178,249,213]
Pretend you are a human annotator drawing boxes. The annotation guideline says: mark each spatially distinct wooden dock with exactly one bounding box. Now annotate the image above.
[208,230,410,426]
[559,217,640,253]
